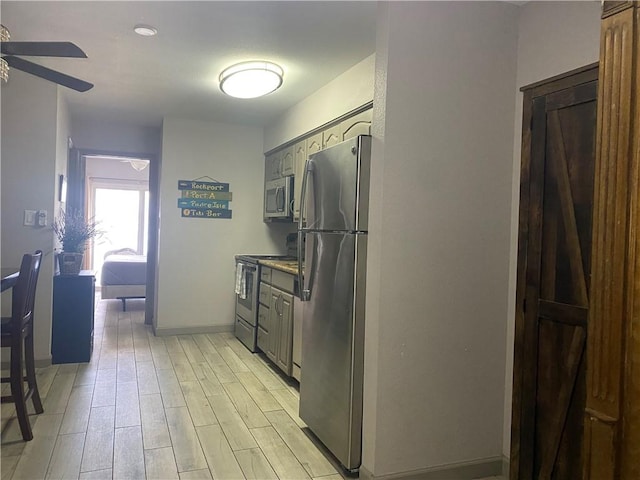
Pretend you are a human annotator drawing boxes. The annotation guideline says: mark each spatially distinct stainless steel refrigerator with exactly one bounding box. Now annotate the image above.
[297,135,371,472]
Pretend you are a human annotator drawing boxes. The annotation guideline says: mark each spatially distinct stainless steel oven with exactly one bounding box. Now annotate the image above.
[235,256,260,352]
[234,254,296,352]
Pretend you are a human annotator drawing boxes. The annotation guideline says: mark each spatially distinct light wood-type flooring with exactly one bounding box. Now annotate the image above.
[1,296,507,480]
[1,296,344,480]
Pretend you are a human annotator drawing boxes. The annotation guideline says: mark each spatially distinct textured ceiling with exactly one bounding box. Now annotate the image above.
[1,1,378,128]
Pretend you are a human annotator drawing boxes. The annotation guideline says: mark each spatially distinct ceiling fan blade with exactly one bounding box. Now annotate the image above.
[4,56,93,92]
[1,41,87,58]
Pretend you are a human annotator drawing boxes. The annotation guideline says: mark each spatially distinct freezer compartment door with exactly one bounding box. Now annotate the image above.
[299,231,367,470]
[302,135,371,232]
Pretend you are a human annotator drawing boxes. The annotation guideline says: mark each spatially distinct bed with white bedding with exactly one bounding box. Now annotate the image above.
[101,248,146,311]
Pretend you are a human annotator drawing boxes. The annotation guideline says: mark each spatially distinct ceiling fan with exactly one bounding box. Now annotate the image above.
[0,25,93,92]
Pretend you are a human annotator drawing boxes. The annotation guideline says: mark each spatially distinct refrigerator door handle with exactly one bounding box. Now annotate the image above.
[297,233,308,301]
[298,159,313,301]
[298,158,313,231]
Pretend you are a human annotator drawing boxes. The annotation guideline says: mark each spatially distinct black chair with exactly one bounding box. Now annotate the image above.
[1,250,44,441]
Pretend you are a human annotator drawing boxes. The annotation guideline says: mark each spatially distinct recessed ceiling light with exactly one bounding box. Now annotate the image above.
[219,61,284,99]
[134,24,157,37]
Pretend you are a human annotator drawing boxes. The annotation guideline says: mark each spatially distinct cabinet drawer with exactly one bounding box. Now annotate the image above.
[258,304,270,330]
[272,269,294,293]
[259,282,271,306]
[235,316,253,348]
[260,267,272,283]
[257,326,269,353]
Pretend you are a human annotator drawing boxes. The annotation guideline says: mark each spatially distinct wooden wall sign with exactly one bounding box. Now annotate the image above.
[181,190,232,201]
[177,199,229,210]
[180,208,232,219]
[178,180,229,192]
[177,179,233,219]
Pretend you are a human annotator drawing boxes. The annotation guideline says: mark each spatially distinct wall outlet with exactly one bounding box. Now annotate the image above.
[24,210,36,226]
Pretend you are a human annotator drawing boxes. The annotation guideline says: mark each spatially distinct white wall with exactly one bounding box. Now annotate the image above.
[264,54,375,151]
[1,70,63,363]
[85,156,150,182]
[363,2,519,477]
[155,117,291,334]
[503,0,601,458]
[71,117,161,155]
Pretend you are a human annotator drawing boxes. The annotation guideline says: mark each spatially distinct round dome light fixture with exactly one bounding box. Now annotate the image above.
[219,61,283,99]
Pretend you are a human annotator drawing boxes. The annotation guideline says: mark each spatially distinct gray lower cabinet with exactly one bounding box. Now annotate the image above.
[257,268,294,376]
[271,287,293,375]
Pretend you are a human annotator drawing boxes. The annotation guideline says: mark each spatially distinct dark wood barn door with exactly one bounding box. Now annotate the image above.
[511,64,598,480]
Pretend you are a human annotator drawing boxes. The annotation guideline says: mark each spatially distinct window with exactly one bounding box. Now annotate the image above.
[89,178,149,285]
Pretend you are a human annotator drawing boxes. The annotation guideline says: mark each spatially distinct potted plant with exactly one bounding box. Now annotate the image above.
[53,209,103,275]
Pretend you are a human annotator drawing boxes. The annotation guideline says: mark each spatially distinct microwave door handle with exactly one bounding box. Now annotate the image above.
[276,186,285,212]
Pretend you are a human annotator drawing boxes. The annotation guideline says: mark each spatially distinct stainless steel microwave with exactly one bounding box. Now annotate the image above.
[264,176,293,219]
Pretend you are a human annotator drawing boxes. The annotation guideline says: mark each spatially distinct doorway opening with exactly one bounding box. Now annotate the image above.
[84,155,150,285]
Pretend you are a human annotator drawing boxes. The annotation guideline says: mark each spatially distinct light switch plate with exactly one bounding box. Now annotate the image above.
[24,210,36,226]
[37,210,47,227]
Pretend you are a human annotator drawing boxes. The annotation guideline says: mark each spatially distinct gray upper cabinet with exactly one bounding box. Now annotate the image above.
[281,146,294,177]
[265,152,281,181]
[265,106,372,223]
[341,108,372,141]
[306,132,323,156]
[322,124,341,149]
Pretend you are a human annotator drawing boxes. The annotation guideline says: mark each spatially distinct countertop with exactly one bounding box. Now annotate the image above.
[258,259,301,276]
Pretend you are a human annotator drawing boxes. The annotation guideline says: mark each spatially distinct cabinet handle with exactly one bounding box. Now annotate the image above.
[274,294,281,315]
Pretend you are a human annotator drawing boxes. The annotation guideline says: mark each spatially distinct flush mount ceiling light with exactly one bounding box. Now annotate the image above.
[219,61,283,99]
[134,24,157,37]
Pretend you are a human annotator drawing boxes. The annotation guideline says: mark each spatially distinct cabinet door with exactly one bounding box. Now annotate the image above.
[341,109,372,140]
[281,146,294,177]
[322,124,341,149]
[265,152,281,181]
[306,132,322,156]
[276,292,293,375]
[293,140,307,220]
[292,295,303,381]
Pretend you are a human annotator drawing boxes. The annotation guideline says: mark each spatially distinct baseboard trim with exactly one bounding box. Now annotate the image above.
[502,455,509,478]
[36,357,52,368]
[359,456,503,480]
[153,324,234,336]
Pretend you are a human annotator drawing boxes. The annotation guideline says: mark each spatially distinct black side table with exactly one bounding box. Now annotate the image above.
[52,270,95,364]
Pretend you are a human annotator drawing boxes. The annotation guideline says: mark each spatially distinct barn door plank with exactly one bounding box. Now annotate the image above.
[538,328,587,479]
[548,110,589,307]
